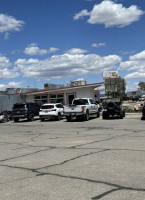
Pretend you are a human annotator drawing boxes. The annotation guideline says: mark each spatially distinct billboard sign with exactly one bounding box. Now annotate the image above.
[103,71,119,79]
[105,85,118,92]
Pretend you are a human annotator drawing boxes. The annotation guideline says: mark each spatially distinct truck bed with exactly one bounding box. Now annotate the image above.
[63,105,85,115]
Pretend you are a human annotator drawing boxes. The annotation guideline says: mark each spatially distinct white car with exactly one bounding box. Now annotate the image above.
[39,103,63,121]
[139,95,145,101]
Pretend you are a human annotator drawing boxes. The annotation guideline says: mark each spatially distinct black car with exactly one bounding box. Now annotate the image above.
[12,102,40,122]
[141,103,145,120]
[102,98,125,119]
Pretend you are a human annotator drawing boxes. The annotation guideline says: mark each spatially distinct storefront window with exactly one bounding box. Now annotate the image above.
[49,94,64,104]
[34,95,48,106]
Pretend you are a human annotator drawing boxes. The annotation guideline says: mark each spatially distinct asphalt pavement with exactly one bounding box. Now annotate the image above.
[0,114,145,200]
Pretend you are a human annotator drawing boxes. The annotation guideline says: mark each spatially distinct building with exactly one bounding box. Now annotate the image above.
[127,90,142,98]
[22,82,104,106]
[0,81,104,112]
[0,88,38,112]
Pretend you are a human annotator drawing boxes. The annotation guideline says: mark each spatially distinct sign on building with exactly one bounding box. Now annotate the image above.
[103,71,119,79]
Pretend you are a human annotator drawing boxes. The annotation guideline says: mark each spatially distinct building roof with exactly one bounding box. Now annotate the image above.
[21,82,104,95]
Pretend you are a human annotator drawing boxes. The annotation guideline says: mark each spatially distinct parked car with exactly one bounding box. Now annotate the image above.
[141,103,145,120]
[12,102,40,122]
[132,96,140,102]
[102,98,125,119]
[63,98,100,121]
[39,103,63,121]
[139,95,145,101]
[122,97,131,101]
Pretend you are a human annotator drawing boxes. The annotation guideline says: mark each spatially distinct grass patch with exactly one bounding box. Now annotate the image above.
[125,108,141,113]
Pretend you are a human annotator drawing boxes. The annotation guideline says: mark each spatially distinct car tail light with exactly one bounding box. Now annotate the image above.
[51,109,56,111]
[81,106,84,112]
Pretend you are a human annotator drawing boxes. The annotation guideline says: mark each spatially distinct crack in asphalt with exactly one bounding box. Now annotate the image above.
[35,172,145,192]
[91,188,123,199]
[69,133,128,149]
[0,147,55,163]
[36,149,110,170]
[1,146,145,199]
[79,126,145,134]
[1,164,145,194]
[1,122,145,199]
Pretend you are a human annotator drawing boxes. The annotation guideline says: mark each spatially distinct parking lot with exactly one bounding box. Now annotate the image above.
[1,114,145,200]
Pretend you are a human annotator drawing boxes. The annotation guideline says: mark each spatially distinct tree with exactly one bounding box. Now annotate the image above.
[138,81,145,91]
[105,77,126,99]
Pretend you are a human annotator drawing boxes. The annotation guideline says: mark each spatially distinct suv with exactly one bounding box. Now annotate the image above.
[102,98,125,119]
[12,102,40,122]
[39,103,63,121]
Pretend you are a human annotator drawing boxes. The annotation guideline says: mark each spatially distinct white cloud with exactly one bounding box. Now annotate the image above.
[125,72,145,79]
[74,9,90,20]
[74,0,144,28]
[126,81,139,92]
[129,50,145,61]
[0,56,11,69]
[24,43,47,55]
[24,43,59,55]
[15,51,121,80]
[119,50,145,79]
[0,81,23,90]
[49,47,59,53]
[0,13,25,38]
[66,48,87,55]
[92,43,106,48]
[0,56,19,79]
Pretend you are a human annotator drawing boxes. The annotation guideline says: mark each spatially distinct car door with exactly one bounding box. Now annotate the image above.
[89,99,97,113]
[56,104,63,114]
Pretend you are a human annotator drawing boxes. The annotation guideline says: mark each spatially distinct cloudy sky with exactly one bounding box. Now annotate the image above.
[0,0,145,91]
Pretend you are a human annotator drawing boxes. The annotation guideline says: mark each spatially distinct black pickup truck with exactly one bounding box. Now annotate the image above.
[12,102,40,122]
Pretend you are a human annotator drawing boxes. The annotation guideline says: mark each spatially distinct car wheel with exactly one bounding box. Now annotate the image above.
[97,112,100,118]
[119,112,123,119]
[14,118,19,122]
[123,110,125,117]
[141,116,145,120]
[107,102,115,110]
[41,118,45,122]
[28,113,34,121]
[57,113,61,121]
[84,110,89,121]
[102,112,107,119]
[66,116,72,122]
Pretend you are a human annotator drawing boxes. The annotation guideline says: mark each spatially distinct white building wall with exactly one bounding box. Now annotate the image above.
[25,87,96,105]
[75,88,95,99]
[25,95,34,102]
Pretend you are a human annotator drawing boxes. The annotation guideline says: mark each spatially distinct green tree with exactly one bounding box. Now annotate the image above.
[105,77,126,99]
[138,81,145,91]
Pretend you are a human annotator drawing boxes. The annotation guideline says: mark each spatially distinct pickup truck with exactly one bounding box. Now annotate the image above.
[63,98,100,121]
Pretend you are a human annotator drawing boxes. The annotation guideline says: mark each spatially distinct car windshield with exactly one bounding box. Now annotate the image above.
[41,105,54,109]
[13,104,25,109]
[73,99,88,105]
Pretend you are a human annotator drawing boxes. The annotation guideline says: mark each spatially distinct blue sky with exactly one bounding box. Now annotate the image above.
[0,0,145,91]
